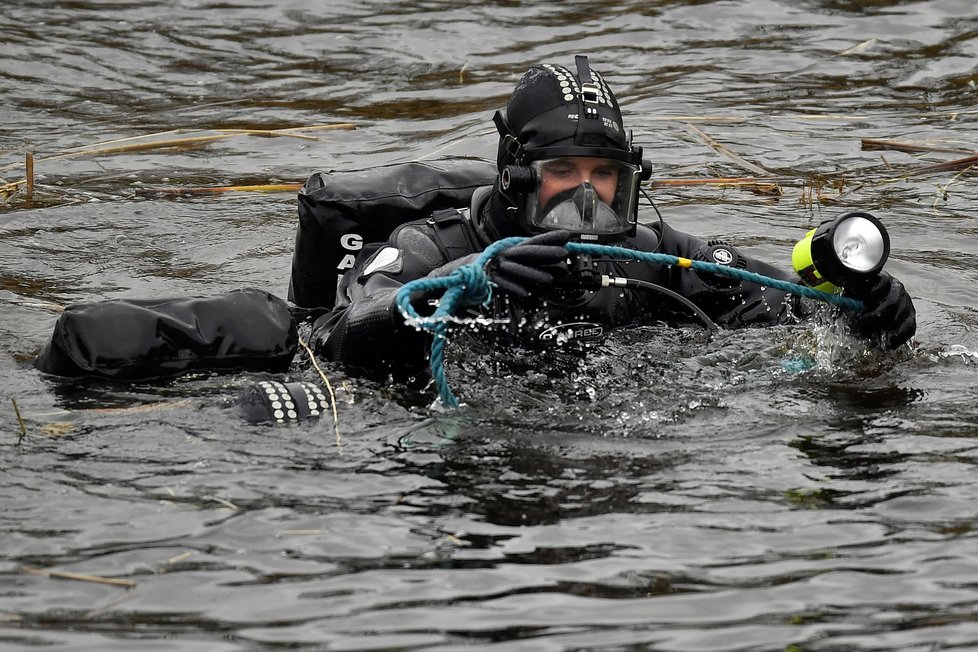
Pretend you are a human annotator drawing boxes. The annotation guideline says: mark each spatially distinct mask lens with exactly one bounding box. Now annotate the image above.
[524,157,640,239]
[537,183,622,232]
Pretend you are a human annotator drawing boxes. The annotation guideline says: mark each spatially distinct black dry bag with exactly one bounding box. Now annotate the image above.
[288,157,496,310]
[34,288,298,381]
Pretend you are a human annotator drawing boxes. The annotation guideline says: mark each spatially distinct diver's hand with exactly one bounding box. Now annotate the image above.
[426,253,480,278]
[843,271,916,349]
[488,230,571,298]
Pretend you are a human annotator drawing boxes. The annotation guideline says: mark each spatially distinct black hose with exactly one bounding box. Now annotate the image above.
[612,277,719,331]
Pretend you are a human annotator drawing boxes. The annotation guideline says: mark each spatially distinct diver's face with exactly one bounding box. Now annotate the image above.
[537,157,619,208]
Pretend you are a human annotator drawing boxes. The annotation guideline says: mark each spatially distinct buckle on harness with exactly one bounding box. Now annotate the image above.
[581,82,600,105]
[499,133,525,163]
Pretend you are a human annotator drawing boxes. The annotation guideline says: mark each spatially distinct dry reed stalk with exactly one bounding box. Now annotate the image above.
[212,123,357,139]
[651,176,765,186]
[0,123,358,173]
[37,133,241,162]
[215,128,318,141]
[861,138,977,155]
[84,399,194,415]
[273,123,356,133]
[798,175,849,206]
[12,398,26,443]
[684,123,774,176]
[25,153,34,200]
[0,179,26,200]
[298,336,341,448]
[902,153,978,176]
[60,128,183,152]
[652,176,780,186]
[0,295,64,312]
[795,114,873,121]
[800,177,822,207]
[651,177,784,196]
[204,495,239,510]
[933,164,976,206]
[22,566,136,588]
[135,182,303,197]
[840,38,878,56]
[166,551,193,564]
[648,115,747,123]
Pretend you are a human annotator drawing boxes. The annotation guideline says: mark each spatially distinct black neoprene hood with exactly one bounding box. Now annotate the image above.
[496,56,630,166]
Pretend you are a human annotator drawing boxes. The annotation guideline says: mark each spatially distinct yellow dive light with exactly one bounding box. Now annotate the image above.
[792,211,890,292]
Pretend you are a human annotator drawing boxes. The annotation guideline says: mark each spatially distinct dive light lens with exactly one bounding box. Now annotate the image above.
[832,215,887,272]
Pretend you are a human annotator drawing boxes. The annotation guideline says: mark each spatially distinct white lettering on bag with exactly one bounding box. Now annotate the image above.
[340,233,363,251]
[337,233,364,271]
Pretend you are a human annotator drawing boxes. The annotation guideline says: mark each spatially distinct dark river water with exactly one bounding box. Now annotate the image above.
[4,1,978,650]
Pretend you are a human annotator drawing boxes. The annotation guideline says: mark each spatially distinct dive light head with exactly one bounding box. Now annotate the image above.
[792,211,890,292]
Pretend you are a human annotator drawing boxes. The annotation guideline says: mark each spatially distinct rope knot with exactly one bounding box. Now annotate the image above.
[453,263,492,306]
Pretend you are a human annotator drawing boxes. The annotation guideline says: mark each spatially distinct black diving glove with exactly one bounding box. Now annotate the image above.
[487,230,571,298]
[842,271,916,350]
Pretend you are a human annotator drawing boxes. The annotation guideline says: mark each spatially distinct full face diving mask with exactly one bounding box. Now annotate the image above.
[500,156,643,242]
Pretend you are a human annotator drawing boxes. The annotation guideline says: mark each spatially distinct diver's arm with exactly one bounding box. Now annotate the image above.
[310,274,426,375]
[651,222,798,327]
[309,225,470,375]
[652,222,916,347]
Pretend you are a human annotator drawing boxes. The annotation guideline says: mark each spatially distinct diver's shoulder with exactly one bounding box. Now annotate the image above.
[389,217,441,255]
[630,222,662,249]
[389,211,481,269]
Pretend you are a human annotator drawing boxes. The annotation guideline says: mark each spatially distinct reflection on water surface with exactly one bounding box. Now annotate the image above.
[3,1,978,650]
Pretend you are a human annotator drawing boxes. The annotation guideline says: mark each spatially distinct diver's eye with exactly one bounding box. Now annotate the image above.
[543,162,577,179]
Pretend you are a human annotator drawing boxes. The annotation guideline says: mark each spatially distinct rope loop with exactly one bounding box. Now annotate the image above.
[394,239,864,408]
[452,263,492,306]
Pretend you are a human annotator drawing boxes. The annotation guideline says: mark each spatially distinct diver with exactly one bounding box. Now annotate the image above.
[32,55,917,421]
[307,55,916,376]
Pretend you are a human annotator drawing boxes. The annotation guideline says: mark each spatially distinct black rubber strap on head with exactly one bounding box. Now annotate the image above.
[572,55,604,147]
[575,54,593,85]
[493,109,513,138]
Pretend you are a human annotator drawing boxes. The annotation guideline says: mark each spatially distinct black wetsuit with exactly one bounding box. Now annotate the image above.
[310,186,800,375]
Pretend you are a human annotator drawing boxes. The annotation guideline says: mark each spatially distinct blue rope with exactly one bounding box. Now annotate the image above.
[395,238,524,407]
[563,242,863,310]
[395,238,863,407]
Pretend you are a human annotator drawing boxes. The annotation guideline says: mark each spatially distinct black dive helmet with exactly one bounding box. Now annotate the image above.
[494,55,652,242]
